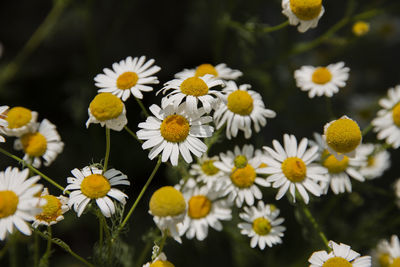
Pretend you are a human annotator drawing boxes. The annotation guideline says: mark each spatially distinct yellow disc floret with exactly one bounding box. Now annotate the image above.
[195,64,218,77]
[379,253,390,267]
[35,195,62,223]
[312,67,332,84]
[0,190,19,218]
[6,107,32,129]
[325,117,362,154]
[116,72,139,90]
[89,93,124,121]
[281,157,307,183]
[150,260,175,267]
[20,132,47,157]
[352,21,370,36]
[201,160,219,176]
[160,114,190,143]
[322,257,352,267]
[227,90,254,116]
[392,103,400,127]
[234,155,248,169]
[80,174,111,199]
[188,195,212,219]
[230,164,256,188]
[252,217,271,236]
[390,257,400,267]
[180,77,209,96]
[289,0,322,21]
[323,153,349,173]
[149,186,186,217]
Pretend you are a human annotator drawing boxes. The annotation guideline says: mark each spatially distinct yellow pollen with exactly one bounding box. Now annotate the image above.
[322,257,352,267]
[230,164,256,188]
[160,114,190,143]
[6,107,32,129]
[188,195,212,219]
[80,174,111,199]
[325,118,362,154]
[367,156,375,167]
[21,132,47,157]
[227,90,254,116]
[89,93,124,121]
[0,190,19,218]
[150,260,175,267]
[281,157,307,183]
[234,155,248,169]
[390,258,400,267]
[392,103,400,127]
[312,67,332,84]
[116,72,138,90]
[352,21,370,36]
[252,217,271,236]
[323,153,349,173]
[195,64,218,77]
[201,160,219,176]
[290,0,322,21]
[35,195,62,223]
[149,186,186,217]
[379,253,390,267]
[180,77,209,96]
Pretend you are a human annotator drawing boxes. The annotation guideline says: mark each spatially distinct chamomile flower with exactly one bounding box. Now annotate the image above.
[308,240,371,267]
[179,186,232,241]
[372,235,400,267]
[14,119,64,168]
[238,201,286,250]
[175,63,242,81]
[158,74,224,114]
[357,144,390,180]
[213,81,276,140]
[189,155,225,190]
[94,56,160,101]
[32,188,69,228]
[294,62,350,98]
[149,186,186,243]
[261,134,328,204]
[282,0,325,33]
[1,106,38,137]
[0,105,8,142]
[65,166,129,217]
[137,104,213,166]
[353,21,370,36]
[86,93,127,131]
[143,252,174,267]
[372,85,400,148]
[214,144,271,207]
[0,167,45,240]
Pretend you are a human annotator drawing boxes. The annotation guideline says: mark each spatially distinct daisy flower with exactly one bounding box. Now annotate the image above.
[357,144,390,180]
[179,185,232,241]
[32,188,69,228]
[143,252,174,267]
[0,167,45,240]
[0,105,8,142]
[308,240,371,267]
[213,81,276,140]
[1,106,38,137]
[260,134,328,204]
[94,56,160,101]
[175,63,242,81]
[65,166,129,217]
[372,235,400,267]
[372,85,400,148]
[137,103,213,166]
[214,144,271,207]
[158,74,224,114]
[189,155,225,191]
[282,0,325,33]
[86,93,127,131]
[14,119,64,168]
[294,62,350,98]
[238,201,286,250]
[149,186,186,243]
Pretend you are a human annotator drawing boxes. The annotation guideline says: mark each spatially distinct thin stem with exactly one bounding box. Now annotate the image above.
[103,127,111,173]
[262,21,289,33]
[206,124,225,154]
[135,97,150,117]
[34,231,40,267]
[135,241,152,267]
[124,125,143,144]
[9,233,18,267]
[362,123,373,137]
[157,232,168,256]
[99,214,104,252]
[41,226,52,265]
[325,97,335,120]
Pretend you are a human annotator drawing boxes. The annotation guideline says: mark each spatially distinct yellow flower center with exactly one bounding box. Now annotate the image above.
[150,260,175,267]
[392,103,400,127]
[35,195,62,223]
[149,186,186,217]
[289,0,322,21]
[269,204,277,212]
[188,195,212,219]
[323,153,349,173]
[160,114,190,143]
[116,71,138,90]
[379,253,390,267]
[89,93,124,121]
[325,118,362,154]
[20,132,47,157]
[352,21,370,36]
[312,67,332,84]
[80,174,111,199]
[234,155,248,169]
[230,164,256,188]
[367,156,375,167]
[227,90,254,116]
[259,163,268,168]
[281,157,307,183]
[180,77,209,96]
[194,64,218,77]
[390,258,400,267]
[6,107,32,129]
[0,190,19,218]
[322,257,352,267]
[252,217,271,236]
[201,160,219,176]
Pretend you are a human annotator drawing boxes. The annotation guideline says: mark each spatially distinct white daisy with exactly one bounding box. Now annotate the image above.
[94,55,160,101]
[213,81,276,140]
[189,155,225,191]
[371,235,400,267]
[137,103,214,166]
[282,0,325,33]
[214,144,271,208]
[356,144,390,180]
[0,167,45,240]
[86,93,127,131]
[294,62,350,98]
[1,106,38,137]
[143,252,174,267]
[238,201,286,250]
[14,119,64,168]
[0,105,8,142]
[65,166,129,218]
[308,240,371,267]
[372,85,400,148]
[260,134,328,204]
[179,185,232,241]
[175,63,242,81]
[158,74,224,114]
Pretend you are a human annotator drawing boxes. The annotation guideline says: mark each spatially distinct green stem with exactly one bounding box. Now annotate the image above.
[103,127,111,173]
[9,233,18,267]
[262,21,289,33]
[34,231,40,267]
[135,241,152,267]
[135,97,150,117]
[157,232,168,257]
[124,125,143,144]
[362,123,373,137]
[99,213,104,252]
[325,97,335,120]
[41,226,52,266]
[206,124,225,154]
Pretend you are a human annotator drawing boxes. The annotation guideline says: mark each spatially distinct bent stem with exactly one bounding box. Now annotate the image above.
[124,125,143,144]
[103,127,111,173]
[262,21,289,33]
[135,97,150,117]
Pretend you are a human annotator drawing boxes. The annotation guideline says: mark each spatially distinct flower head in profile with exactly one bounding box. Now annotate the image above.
[282,0,325,33]
[1,106,38,137]
[372,235,400,267]
[143,252,175,267]
[0,106,9,142]
[94,56,161,101]
[175,63,242,81]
